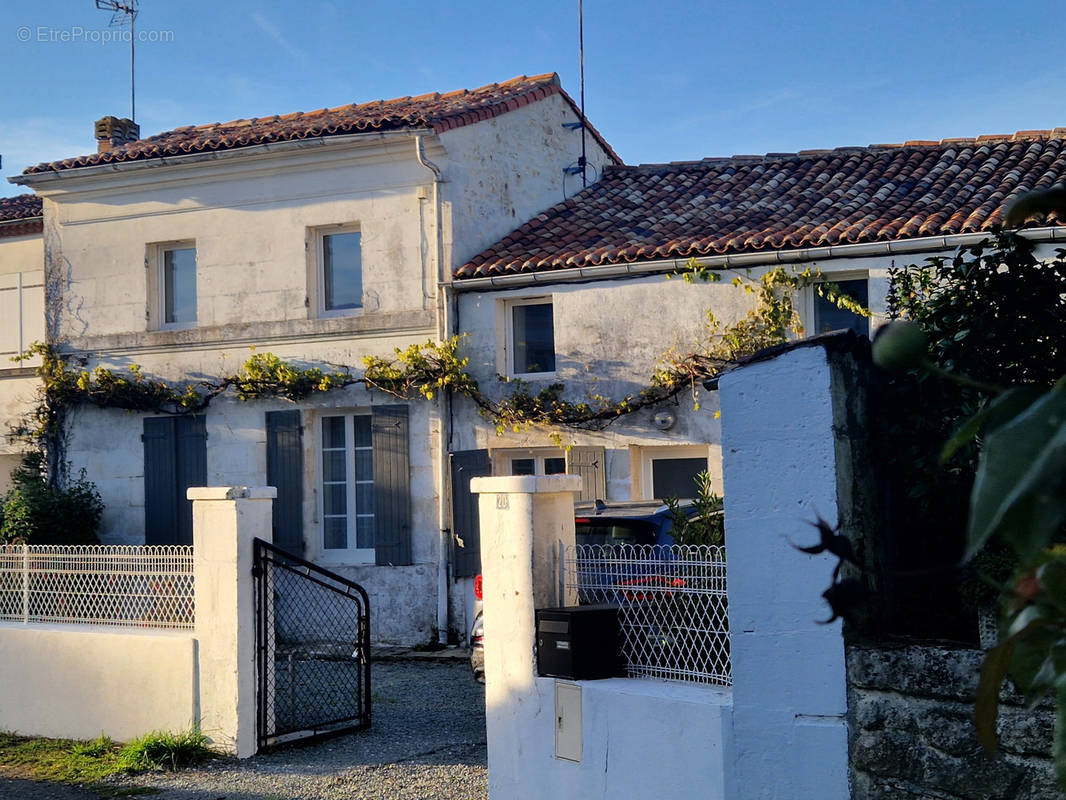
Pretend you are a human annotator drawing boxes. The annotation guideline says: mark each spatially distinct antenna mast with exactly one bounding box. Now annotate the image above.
[578,0,587,188]
[95,0,138,122]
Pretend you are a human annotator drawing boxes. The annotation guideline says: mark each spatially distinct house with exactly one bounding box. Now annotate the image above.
[8,73,618,644]
[0,194,44,493]
[446,129,1066,562]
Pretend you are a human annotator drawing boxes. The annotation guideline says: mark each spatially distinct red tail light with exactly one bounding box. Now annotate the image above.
[474,573,483,601]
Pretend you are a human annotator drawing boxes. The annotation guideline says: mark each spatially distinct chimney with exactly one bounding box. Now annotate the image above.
[94,116,140,153]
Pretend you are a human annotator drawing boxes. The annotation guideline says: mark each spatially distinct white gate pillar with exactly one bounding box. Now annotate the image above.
[189,486,276,758]
[471,475,582,800]
[718,343,853,799]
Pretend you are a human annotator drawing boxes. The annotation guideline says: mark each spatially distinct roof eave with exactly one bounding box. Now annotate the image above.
[451,226,1066,291]
[10,127,435,187]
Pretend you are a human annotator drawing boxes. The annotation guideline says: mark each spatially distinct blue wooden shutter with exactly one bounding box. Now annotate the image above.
[266,410,304,556]
[142,415,205,546]
[174,415,207,546]
[143,417,177,546]
[450,449,490,578]
[372,405,411,566]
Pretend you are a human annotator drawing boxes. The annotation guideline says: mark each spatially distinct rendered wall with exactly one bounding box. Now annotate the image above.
[0,624,197,742]
[452,251,897,500]
[718,343,851,799]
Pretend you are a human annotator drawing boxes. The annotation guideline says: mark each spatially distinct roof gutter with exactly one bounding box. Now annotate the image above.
[450,226,1066,291]
[0,215,43,228]
[8,128,435,187]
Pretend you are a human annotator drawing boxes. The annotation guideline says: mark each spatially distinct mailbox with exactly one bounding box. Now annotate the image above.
[536,605,622,680]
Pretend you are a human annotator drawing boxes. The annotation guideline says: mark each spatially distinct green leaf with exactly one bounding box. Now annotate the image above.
[940,386,1044,465]
[967,379,1066,559]
[1040,559,1066,615]
[976,639,1015,755]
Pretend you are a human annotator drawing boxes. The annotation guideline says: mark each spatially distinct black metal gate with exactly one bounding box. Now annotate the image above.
[253,538,371,751]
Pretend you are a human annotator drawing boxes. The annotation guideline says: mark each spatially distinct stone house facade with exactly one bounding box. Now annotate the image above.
[445,131,1066,576]
[8,73,617,644]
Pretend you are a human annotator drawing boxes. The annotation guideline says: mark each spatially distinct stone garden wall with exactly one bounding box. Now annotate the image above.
[847,644,1056,799]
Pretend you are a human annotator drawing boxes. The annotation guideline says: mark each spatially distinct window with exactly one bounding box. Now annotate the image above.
[508,299,556,375]
[812,277,869,337]
[316,227,362,315]
[0,270,44,365]
[320,414,375,557]
[634,445,711,501]
[160,244,197,327]
[497,448,566,476]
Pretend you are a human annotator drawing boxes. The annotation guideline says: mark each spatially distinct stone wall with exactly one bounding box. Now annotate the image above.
[847,644,1056,799]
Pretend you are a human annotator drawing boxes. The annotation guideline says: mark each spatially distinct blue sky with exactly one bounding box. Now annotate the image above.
[2,0,1063,198]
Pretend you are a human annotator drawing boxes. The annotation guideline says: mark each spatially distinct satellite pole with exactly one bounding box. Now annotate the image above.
[578,0,587,188]
[95,0,138,122]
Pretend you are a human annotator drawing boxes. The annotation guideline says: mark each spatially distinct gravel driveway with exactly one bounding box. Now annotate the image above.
[15,659,487,800]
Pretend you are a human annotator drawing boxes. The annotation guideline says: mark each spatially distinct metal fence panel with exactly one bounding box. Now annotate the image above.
[0,545,194,629]
[565,543,730,686]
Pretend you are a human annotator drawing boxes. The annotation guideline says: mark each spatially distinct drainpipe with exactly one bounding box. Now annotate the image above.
[415,134,452,646]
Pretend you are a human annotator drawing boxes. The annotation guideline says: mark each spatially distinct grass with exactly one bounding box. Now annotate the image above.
[0,728,216,794]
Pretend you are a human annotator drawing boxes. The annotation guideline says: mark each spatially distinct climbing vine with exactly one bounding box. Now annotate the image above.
[10,261,866,483]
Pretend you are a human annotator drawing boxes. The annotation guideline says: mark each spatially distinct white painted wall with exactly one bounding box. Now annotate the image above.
[718,344,850,799]
[452,253,899,499]
[0,623,198,742]
[0,486,273,753]
[473,474,734,800]
[440,92,617,269]
[16,91,609,645]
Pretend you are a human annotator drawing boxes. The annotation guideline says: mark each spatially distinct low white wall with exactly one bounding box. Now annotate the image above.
[0,623,197,742]
[495,677,732,800]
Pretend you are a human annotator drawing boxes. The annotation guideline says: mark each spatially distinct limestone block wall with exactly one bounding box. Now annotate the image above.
[847,644,1056,799]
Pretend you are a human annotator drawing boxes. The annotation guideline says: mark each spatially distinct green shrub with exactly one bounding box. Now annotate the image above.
[665,471,724,547]
[117,728,214,772]
[0,454,103,545]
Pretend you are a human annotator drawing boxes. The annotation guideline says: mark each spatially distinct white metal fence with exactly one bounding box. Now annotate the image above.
[565,543,730,686]
[0,545,195,629]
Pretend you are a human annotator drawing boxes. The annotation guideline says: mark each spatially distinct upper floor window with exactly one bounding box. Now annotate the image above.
[0,270,44,365]
[508,298,556,375]
[812,277,869,337]
[317,227,362,316]
[153,242,196,328]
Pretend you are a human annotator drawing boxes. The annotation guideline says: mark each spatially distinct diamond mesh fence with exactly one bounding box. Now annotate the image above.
[565,543,730,686]
[0,545,194,629]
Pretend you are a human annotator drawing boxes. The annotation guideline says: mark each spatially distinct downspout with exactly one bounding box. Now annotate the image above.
[415,134,452,646]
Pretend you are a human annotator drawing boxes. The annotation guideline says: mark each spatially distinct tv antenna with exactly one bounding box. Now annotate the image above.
[95,0,138,122]
[578,0,587,188]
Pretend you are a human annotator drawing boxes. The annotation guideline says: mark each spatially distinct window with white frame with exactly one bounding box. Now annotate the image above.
[497,447,567,476]
[507,298,556,375]
[151,242,197,328]
[320,414,375,558]
[811,276,869,337]
[315,226,362,315]
[635,445,711,501]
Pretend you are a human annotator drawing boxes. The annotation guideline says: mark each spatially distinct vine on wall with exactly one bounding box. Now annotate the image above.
[11,260,865,483]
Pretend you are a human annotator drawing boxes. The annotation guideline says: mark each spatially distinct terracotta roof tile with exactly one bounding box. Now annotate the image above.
[456,129,1066,279]
[0,194,43,238]
[24,73,620,175]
